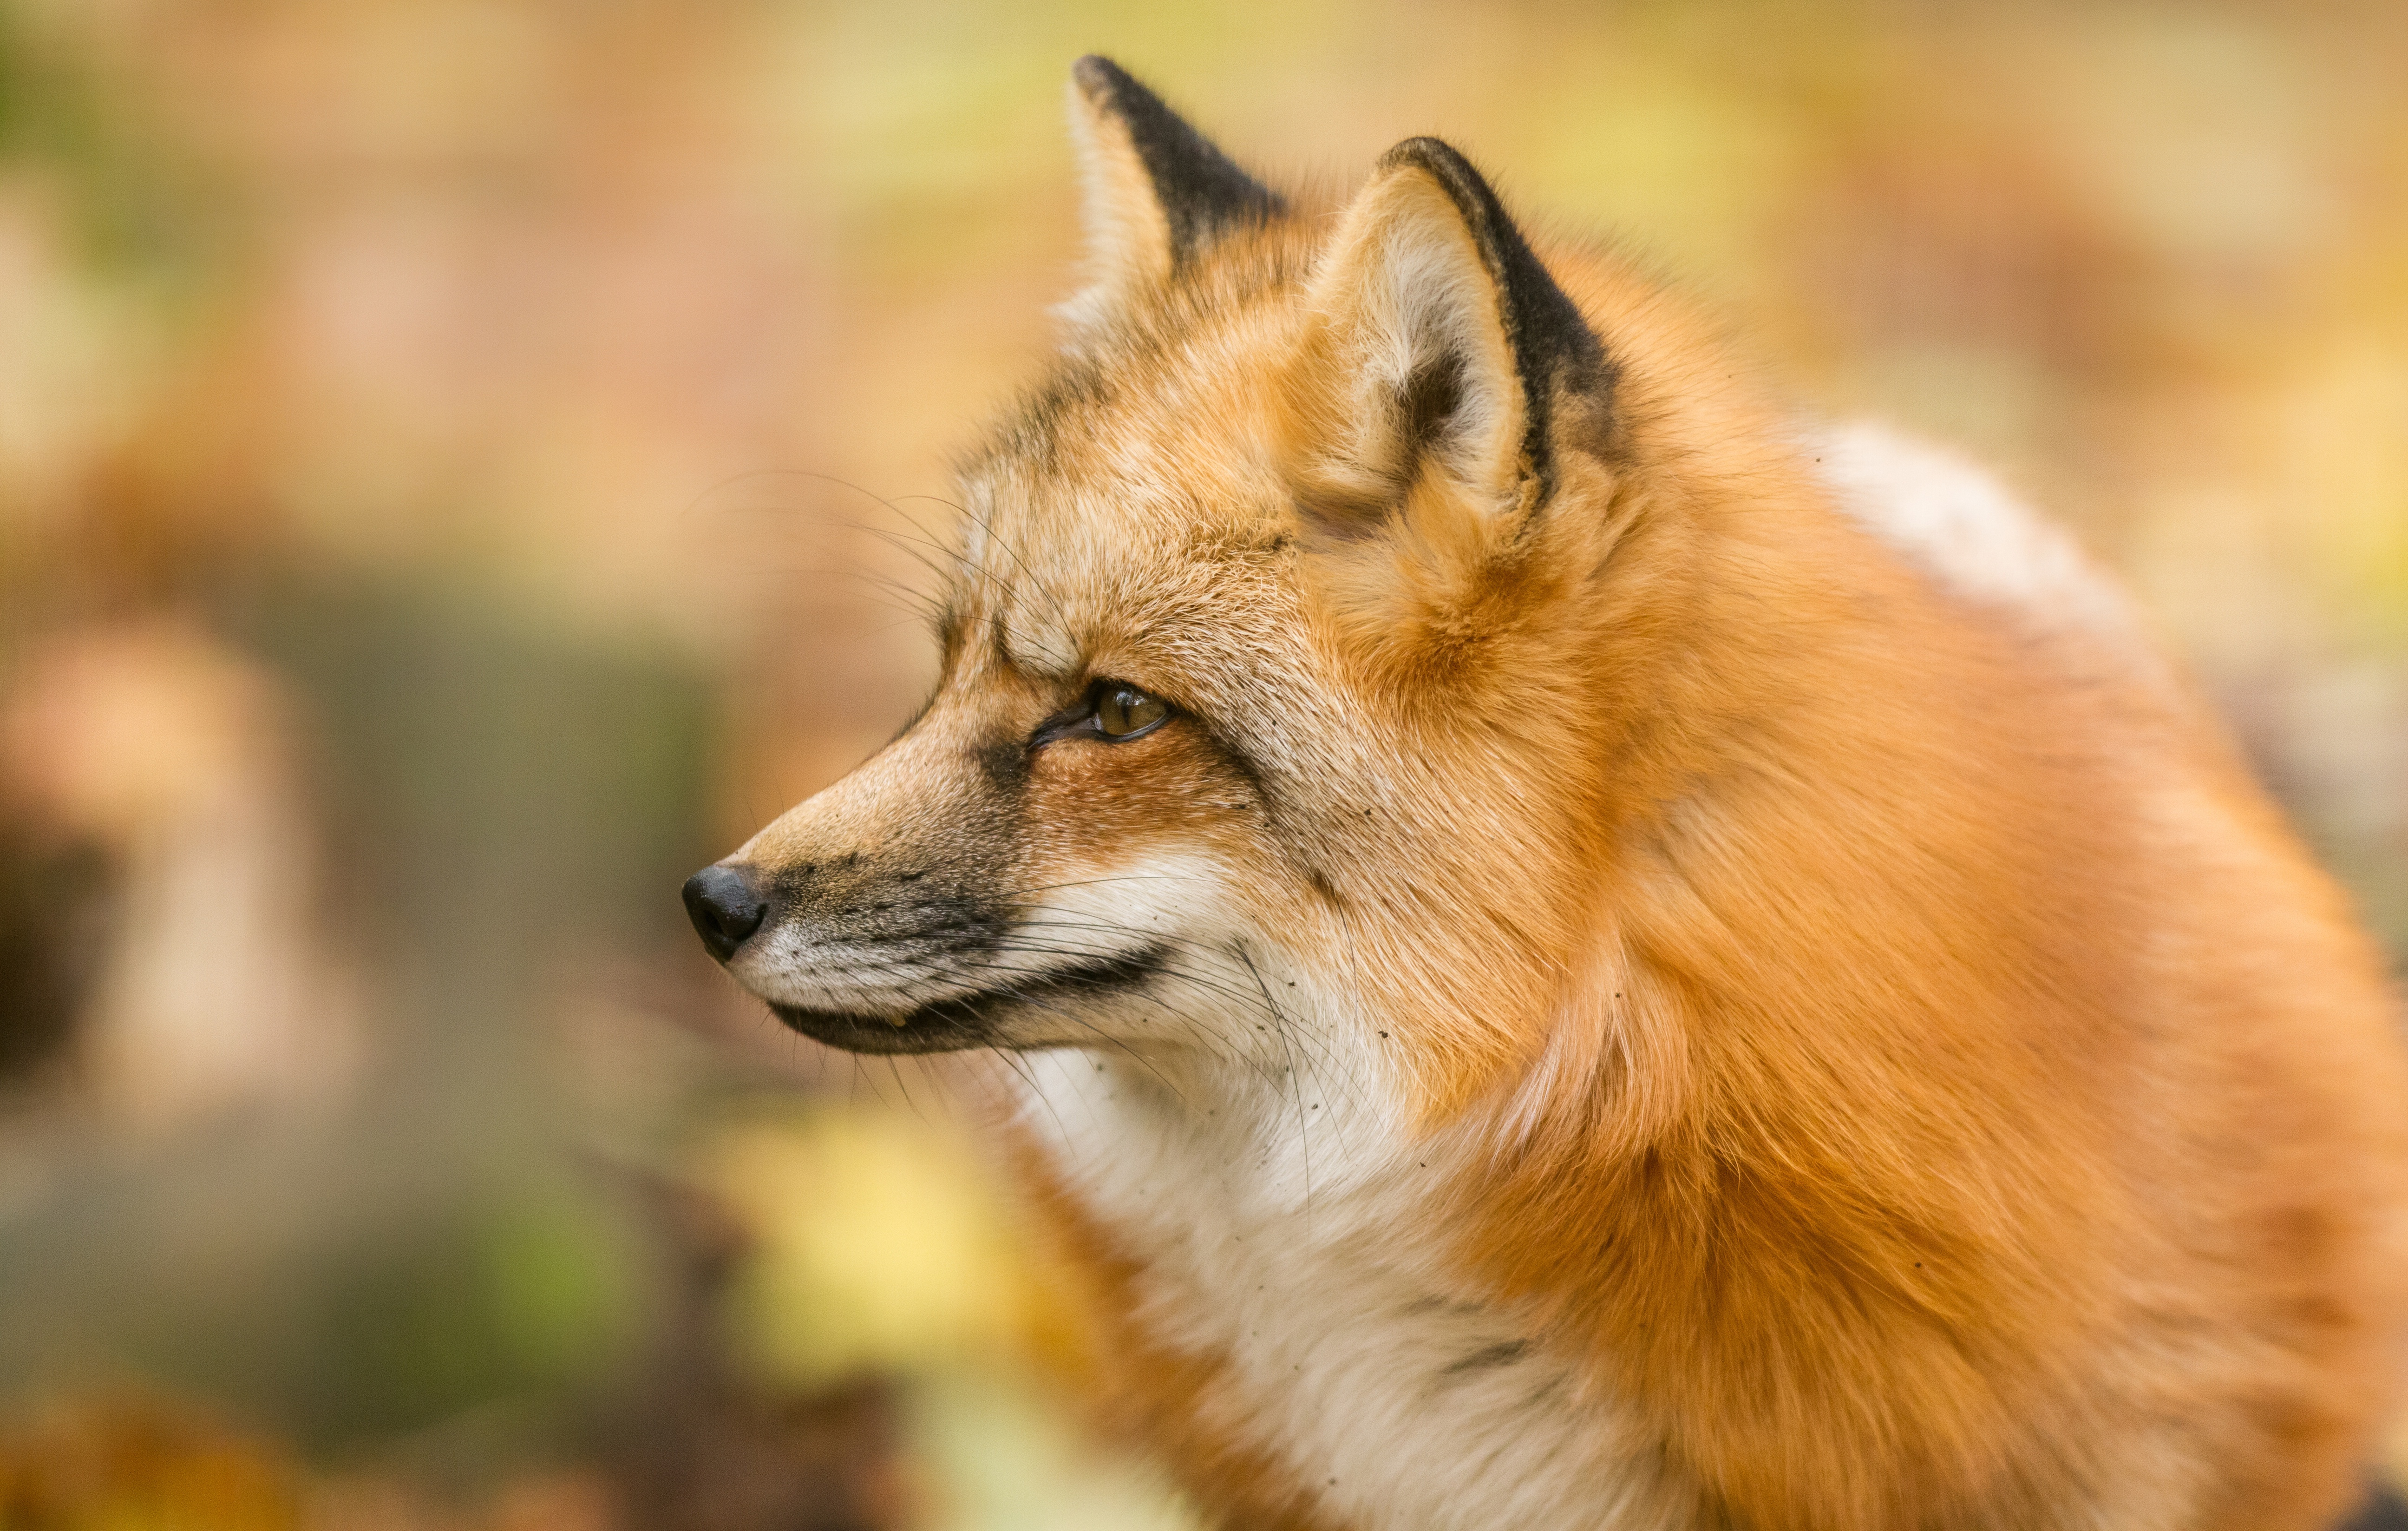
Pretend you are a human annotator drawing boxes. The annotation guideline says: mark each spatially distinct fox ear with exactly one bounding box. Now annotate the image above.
[1288,138,1610,534]
[1065,56,1283,314]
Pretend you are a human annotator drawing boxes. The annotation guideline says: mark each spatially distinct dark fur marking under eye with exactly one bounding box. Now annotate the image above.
[977,734,1032,793]
[1197,722,1269,801]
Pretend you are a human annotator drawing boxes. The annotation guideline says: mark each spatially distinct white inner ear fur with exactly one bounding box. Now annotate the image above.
[1058,80,1173,334]
[1305,167,1525,510]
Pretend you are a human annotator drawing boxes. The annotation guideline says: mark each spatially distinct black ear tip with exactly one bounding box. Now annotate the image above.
[1377,137,1489,200]
[1072,54,1135,103]
[1380,135,1459,168]
[1064,53,1285,264]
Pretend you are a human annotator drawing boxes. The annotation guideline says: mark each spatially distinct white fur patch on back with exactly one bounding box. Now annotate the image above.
[1814,421,2141,643]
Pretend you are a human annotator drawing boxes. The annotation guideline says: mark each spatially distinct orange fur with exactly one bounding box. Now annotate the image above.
[697,60,2408,1530]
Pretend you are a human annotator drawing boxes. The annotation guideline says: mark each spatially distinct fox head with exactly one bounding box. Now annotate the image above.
[684,57,1877,1132]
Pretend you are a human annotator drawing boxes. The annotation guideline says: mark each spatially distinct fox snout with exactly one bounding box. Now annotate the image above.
[682,820,1180,1056]
[680,835,1028,1055]
[682,836,968,976]
[681,863,767,961]
[678,688,1208,1058]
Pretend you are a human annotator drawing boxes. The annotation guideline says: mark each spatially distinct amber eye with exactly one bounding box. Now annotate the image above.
[1095,683,1169,739]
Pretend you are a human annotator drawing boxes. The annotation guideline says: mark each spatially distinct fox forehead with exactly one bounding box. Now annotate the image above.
[944,295,1319,700]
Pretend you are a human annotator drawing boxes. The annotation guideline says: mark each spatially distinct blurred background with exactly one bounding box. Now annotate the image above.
[2,1,2406,1526]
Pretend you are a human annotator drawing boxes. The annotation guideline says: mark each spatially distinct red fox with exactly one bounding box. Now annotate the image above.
[684,57,2408,1531]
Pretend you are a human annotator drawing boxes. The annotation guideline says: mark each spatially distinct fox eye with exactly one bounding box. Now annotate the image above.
[1095,683,1169,739]
[1029,679,1174,749]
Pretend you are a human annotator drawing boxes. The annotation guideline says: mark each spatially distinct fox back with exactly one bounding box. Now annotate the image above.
[685,58,2408,1531]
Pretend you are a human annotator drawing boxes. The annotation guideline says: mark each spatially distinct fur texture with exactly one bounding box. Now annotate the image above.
[694,59,2408,1531]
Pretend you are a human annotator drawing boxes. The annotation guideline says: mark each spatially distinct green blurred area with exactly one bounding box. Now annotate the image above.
[0,1,2405,1526]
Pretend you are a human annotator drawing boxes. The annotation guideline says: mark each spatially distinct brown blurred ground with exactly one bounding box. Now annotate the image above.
[2,2,2407,1526]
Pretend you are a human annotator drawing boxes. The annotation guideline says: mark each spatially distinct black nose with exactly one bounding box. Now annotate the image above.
[683,864,769,962]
